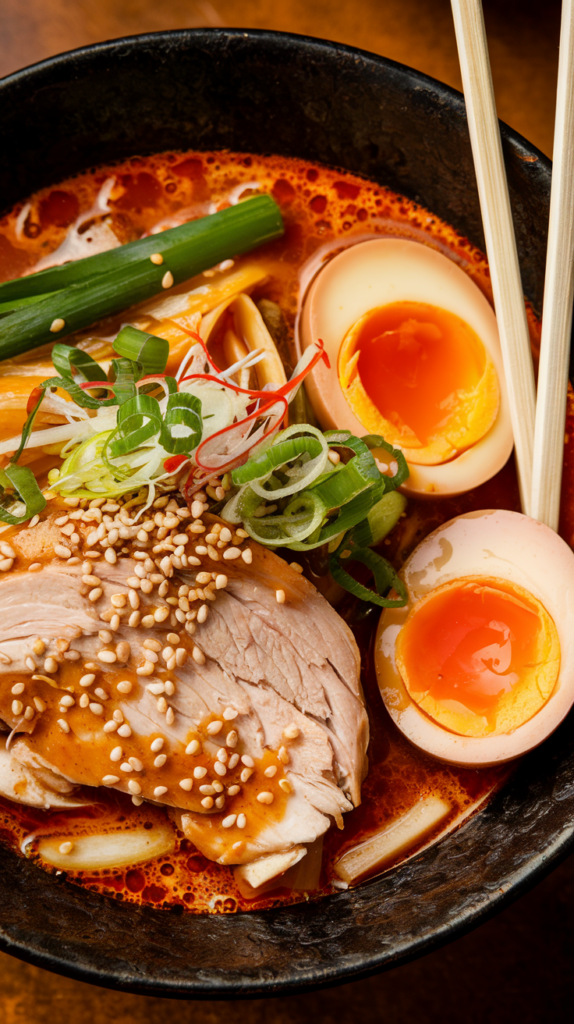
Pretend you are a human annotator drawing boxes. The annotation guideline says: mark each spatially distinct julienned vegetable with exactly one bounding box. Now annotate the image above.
[223,426,409,607]
[0,196,284,359]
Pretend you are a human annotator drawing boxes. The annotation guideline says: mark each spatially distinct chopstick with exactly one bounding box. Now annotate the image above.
[530,0,574,531]
[451,0,537,515]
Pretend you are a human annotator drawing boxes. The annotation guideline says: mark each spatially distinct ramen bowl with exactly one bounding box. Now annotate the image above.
[0,28,571,1000]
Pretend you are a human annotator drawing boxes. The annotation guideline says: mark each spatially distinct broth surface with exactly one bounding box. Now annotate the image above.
[0,149,567,914]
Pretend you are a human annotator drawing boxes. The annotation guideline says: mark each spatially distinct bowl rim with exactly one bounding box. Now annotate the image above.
[0,26,570,1002]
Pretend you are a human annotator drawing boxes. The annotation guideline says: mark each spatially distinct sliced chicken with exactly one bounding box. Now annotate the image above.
[0,499,368,869]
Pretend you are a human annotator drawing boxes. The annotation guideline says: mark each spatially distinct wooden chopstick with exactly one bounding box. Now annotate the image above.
[530,0,574,531]
[451,0,536,515]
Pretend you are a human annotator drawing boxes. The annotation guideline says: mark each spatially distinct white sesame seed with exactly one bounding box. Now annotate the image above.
[264,766,277,778]
[59,694,74,707]
[128,590,140,609]
[278,746,290,764]
[150,252,164,265]
[59,841,73,854]
[88,587,103,603]
[103,720,118,732]
[154,786,168,798]
[240,768,253,783]
[33,697,46,713]
[214,761,228,777]
[225,730,238,748]
[142,649,159,664]
[11,700,23,715]
[137,662,156,676]
[28,562,42,572]
[279,779,292,793]
[79,674,96,689]
[228,753,240,769]
[103,775,120,785]
[222,814,236,828]
[50,318,65,333]
[11,682,25,695]
[44,657,58,674]
[110,746,123,762]
[28,514,41,527]
[54,544,72,559]
[25,656,36,671]
[223,707,238,721]
[146,682,165,695]
[128,780,141,795]
[166,707,175,725]
[227,784,241,796]
[117,724,132,737]
[193,766,207,779]
[0,542,16,558]
[157,696,168,713]
[110,594,126,609]
[186,739,200,755]
[197,604,209,624]
[275,589,286,604]
[154,607,170,623]
[95,687,109,701]
[192,646,206,665]
[129,611,141,628]
[236,813,247,829]
[283,724,300,740]
[257,791,274,804]
[217,748,228,763]
[132,795,143,806]
[129,757,143,771]
[97,650,116,664]
[120,762,133,773]
[199,784,215,795]
[105,548,117,565]
[150,737,164,752]
[117,680,132,694]
[162,270,174,289]
[152,751,167,768]
[57,719,70,733]
[222,547,241,561]
[179,778,193,791]
[200,796,214,809]
[241,755,254,768]
[206,720,223,735]
[113,709,124,722]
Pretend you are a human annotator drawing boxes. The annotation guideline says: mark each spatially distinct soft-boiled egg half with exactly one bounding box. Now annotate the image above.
[375,510,574,767]
[299,238,513,496]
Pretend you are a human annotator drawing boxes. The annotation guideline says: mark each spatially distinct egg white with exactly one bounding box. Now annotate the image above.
[298,238,513,497]
[375,509,574,767]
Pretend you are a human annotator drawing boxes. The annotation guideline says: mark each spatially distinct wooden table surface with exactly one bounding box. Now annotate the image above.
[0,1,572,1021]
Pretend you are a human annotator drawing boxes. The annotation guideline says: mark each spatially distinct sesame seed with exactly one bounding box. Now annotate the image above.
[215,795,226,809]
[192,646,206,665]
[290,562,304,573]
[197,604,208,624]
[206,720,223,735]
[185,739,200,755]
[33,639,45,656]
[223,547,241,560]
[151,737,164,752]
[179,778,193,791]
[166,707,175,725]
[11,682,25,695]
[275,589,286,604]
[162,270,174,289]
[44,657,58,673]
[150,252,164,266]
[79,694,89,708]
[142,649,159,664]
[154,754,167,767]
[116,641,130,663]
[113,709,124,722]
[129,611,141,628]
[222,814,236,828]
[279,779,292,793]
[99,629,113,644]
[227,784,241,796]
[33,697,46,713]
[157,696,168,713]
[128,780,141,795]
[105,548,117,564]
[60,694,75,707]
[201,796,214,809]
[240,768,253,783]
[214,762,227,777]
[110,614,121,631]
[223,707,238,721]
[57,719,70,733]
[257,791,274,804]
[111,594,127,608]
[140,579,153,595]
[137,662,155,676]
[264,766,277,778]
[79,673,96,687]
[97,653,116,668]
[88,587,103,603]
[278,746,290,764]
[199,784,215,795]
[226,730,238,748]
[50,318,65,333]
[193,766,207,779]
[228,753,240,769]
[154,607,170,623]
[154,786,168,798]
[103,720,118,732]
[132,795,143,806]
[241,548,253,565]
[59,842,73,854]
[117,680,132,694]
[54,544,72,559]
[216,748,228,763]
[103,775,119,785]
[283,724,300,740]
[110,746,123,762]
[129,757,143,771]
[117,723,132,737]
[236,813,247,829]
[25,657,36,671]
[241,755,254,768]
[146,682,165,696]
[128,590,140,609]
[11,700,23,715]
[120,762,133,772]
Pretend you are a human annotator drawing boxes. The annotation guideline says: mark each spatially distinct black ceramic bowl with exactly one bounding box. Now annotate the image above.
[0,28,571,1000]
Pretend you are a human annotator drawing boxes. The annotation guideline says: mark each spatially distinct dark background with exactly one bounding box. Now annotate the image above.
[0,1,571,1021]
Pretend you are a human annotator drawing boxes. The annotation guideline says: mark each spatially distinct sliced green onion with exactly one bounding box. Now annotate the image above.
[360,433,409,490]
[160,392,202,455]
[233,423,329,500]
[113,326,169,376]
[105,394,163,459]
[0,195,283,303]
[0,464,46,525]
[51,343,107,382]
[329,546,408,608]
[107,358,139,405]
[0,197,284,359]
[309,456,373,508]
[345,489,407,549]
[287,482,385,551]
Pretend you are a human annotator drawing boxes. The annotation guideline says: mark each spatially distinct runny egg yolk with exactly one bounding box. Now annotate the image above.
[395,577,560,737]
[338,301,500,465]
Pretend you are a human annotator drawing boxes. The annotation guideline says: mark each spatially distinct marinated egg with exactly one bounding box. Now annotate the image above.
[299,238,513,496]
[375,510,574,766]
